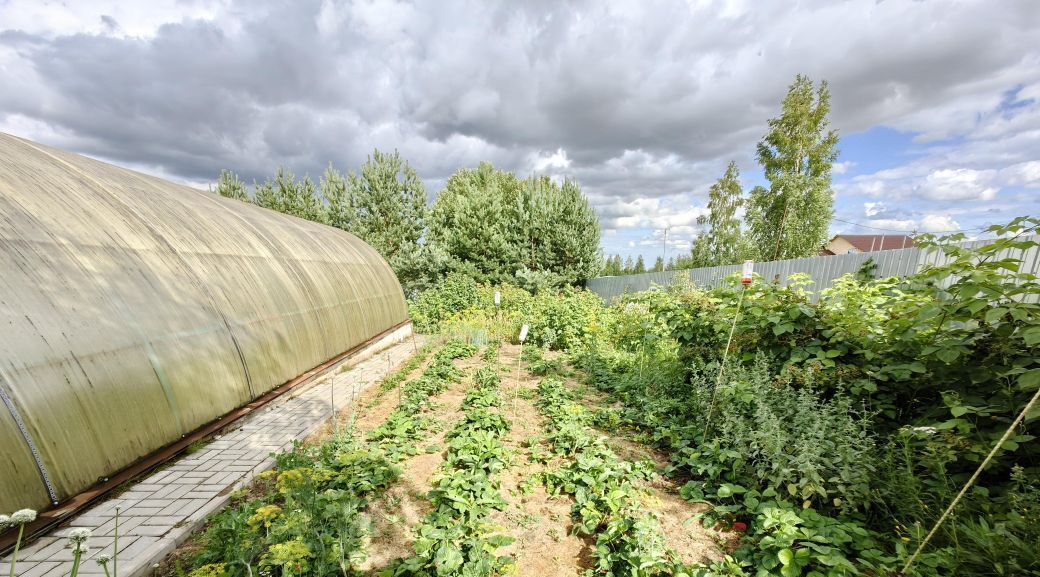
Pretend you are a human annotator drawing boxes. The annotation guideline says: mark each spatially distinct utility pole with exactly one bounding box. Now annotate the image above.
[662,226,669,268]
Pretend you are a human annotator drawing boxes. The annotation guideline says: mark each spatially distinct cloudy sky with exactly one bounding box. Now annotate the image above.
[2,0,1038,261]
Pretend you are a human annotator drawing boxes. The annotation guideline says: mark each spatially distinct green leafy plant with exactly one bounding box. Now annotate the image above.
[384,354,514,576]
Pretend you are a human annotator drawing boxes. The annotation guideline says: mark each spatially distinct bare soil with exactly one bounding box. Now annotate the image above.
[489,359,592,576]
[493,345,726,572]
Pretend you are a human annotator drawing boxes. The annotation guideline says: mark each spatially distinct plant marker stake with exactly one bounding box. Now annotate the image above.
[902,383,1040,575]
[704,262,752,439]
[494,291,502,339]
[516,324,529,416]
[330,372,337,436]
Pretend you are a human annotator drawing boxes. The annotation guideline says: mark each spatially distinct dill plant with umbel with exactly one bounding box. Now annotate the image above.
[3,508,36,577]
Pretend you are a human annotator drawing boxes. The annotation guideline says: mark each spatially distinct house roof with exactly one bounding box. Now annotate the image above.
[831,234,915,252]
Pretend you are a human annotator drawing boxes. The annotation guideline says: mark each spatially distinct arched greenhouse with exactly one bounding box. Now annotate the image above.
[0,133,408,512]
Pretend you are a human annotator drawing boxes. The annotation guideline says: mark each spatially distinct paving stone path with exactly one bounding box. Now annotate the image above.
[4,333,424,577]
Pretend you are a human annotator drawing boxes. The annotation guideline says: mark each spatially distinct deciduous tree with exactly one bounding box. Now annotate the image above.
[691,161,746,267]
[745,75,839,260]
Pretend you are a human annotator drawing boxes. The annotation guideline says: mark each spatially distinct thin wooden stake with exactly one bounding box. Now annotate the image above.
[901,384,1040,575]
[330,375,337,436]
[703,284,747,439]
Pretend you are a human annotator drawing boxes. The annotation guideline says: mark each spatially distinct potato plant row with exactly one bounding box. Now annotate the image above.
[383,353,514,576]
[535,376,694,576]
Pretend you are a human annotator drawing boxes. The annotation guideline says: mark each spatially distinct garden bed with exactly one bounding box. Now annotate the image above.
[158,340,727,576]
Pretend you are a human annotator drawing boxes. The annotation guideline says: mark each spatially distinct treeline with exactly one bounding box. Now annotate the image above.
[605,74,840,276]
[601,253,696,276]
[213,154,601,295]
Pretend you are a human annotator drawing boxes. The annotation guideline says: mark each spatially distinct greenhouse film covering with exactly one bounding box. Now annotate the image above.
[0,133,408,512]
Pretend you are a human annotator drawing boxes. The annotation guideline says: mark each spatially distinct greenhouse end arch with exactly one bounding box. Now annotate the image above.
[0,133,408,512]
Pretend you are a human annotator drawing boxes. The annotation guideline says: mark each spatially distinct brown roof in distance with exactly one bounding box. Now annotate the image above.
[833,234,914,252]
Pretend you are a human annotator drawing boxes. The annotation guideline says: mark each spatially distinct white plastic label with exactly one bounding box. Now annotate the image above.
[494,291,501,306]
[519,324,529,343]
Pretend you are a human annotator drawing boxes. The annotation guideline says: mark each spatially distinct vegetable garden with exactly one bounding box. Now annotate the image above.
[165,218,1039,577]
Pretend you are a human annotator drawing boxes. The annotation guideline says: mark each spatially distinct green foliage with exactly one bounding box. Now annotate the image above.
[320,163,351,230]
[384,356,514,576]
[184,339,478,577]
[429,162,601,288]
[573,219,1040,576]
[191,438,398,577]
[429,163,524,285]
[374,340,436,396]
[691,161,749,268]
[535,377,689,576]
[745,75,839,261]
[408,273,482,333]
[346,149,431,293]
[253,167,326,223]
[602,255,624,276]
[212,169,248,201]
[517,175,602,285]
[409,277,605,351]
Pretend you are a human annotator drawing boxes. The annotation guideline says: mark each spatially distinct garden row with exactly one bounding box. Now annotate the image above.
[383,342,514,575]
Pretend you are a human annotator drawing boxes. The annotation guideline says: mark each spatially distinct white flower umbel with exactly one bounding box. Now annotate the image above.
[96,553,113,577]
[0,514,9,529]
[9,509,36,524]
[68,527,92,545]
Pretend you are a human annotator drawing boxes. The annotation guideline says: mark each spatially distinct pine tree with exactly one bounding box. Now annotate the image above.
[519,176,601,285]
[691,161,746,267]
[429,163,601,287]
[429,162,523,284]
[652,256,664,272]
[213,169,248,201]
[321,163,352,231]
[253,167,324,222]
[745,75,839,260]
[623,256,634,275]
[673,253,695,270]
[634,255,646,273]
[348,149,428,292]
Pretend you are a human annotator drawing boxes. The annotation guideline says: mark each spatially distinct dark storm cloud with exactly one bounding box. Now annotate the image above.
[1,0,1038,223]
